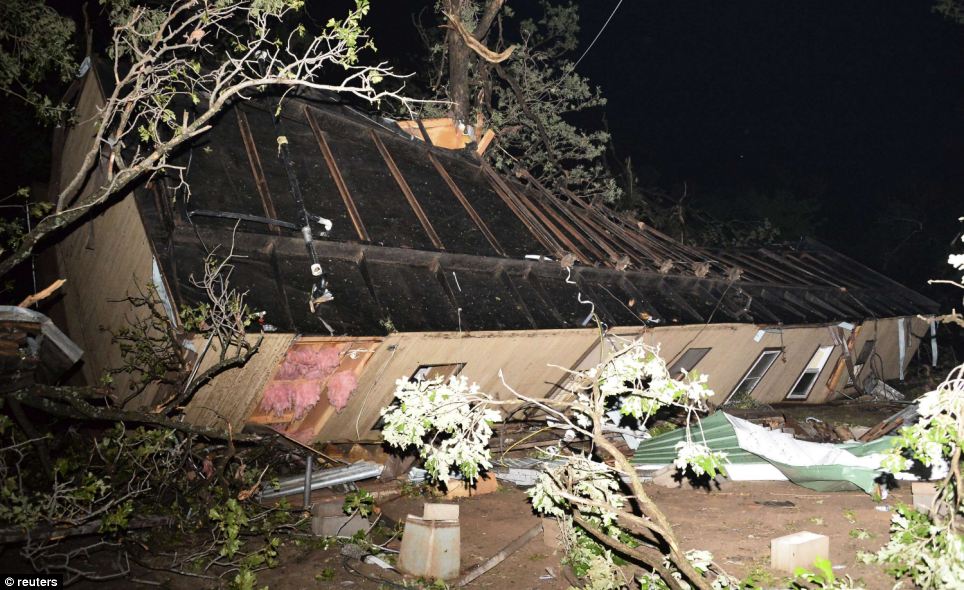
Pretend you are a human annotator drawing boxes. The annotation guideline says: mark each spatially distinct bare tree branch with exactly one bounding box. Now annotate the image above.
[1,0,417,278]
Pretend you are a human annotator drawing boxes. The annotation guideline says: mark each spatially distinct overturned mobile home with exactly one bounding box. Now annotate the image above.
[47,64,940,443]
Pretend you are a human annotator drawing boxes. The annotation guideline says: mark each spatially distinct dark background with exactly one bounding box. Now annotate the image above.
[359,0,964,302]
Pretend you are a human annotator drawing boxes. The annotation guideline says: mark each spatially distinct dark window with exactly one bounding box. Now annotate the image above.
[725,349,781,404]
[668,348,711,379]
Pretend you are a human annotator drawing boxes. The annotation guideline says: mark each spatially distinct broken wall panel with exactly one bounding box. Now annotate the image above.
[246,338,380,441]
[183,332,296,430]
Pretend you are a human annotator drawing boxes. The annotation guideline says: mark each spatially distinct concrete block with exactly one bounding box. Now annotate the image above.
[312,501,344,518]
[771,531,829,573]
[311,503,370,537]
[423,503,459,521]
[912,482,938,514]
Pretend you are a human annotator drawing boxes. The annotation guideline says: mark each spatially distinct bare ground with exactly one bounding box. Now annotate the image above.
[250,478,906,590]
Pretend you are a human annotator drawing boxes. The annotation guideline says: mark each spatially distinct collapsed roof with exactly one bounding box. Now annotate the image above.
[135,94,938,335]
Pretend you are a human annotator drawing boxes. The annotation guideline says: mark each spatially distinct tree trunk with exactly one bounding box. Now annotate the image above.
[446,0,471,123]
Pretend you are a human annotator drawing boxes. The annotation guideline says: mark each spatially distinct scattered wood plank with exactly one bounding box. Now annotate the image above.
[457,522,543,586]
[859,404,918,442]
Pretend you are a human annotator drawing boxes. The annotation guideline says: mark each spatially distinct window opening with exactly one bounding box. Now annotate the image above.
[410,363,466,382]
[667,348,711,380]
[847,340,876,386]
[787,345,835,400]
[725,349,781,404]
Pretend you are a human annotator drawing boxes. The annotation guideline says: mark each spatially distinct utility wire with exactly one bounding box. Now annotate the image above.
[572,0,624,70]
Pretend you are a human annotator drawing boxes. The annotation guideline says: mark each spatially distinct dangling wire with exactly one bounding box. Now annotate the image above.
[572,0,624,70]
[564,265,595,326]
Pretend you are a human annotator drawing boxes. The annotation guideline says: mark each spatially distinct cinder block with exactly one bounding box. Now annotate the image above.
[312,501,344,518]
[912,482,938,514]
[423,503,459,521]
[771,531,829,573]
[311,508,370,537]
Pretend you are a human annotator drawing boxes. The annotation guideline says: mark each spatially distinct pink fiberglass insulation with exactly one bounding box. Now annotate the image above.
[326,370,359,412]
[273,346,341,380]
[259,381,322,419]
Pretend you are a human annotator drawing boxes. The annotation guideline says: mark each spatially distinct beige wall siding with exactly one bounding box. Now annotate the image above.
[53,73,159,400]
[316,329,600,441]
[56,193,157,397]
[57,74,103,194]
[312,317,927,440]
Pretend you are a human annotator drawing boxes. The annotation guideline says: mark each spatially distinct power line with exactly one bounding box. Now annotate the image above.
[572,0,624,70]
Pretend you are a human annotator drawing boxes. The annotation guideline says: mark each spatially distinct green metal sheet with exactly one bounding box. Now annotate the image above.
[631,413,760,465]
[632,412,894,494]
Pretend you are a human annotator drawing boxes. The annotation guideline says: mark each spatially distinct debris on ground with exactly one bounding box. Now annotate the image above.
[858,403,919,441]
[861,376,906,402]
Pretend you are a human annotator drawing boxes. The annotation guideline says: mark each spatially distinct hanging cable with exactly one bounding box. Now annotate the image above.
[572,0,624,70]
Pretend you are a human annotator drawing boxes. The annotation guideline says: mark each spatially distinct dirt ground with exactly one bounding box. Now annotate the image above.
[250,478,907,590]
[12,402,917,589]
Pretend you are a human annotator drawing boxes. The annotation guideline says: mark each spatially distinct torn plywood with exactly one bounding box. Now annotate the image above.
[183,333,295,430]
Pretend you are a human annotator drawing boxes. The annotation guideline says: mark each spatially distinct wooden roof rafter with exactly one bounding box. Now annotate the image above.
[427,153,506,256]
[369,129,445,250]
[303,106,370,242]
[481,163,566,258]
[235,108,281,234]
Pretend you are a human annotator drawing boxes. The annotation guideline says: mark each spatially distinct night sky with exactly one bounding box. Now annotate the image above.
[364,1,964,296]
[561,0,964,293]
[578,1,964,194]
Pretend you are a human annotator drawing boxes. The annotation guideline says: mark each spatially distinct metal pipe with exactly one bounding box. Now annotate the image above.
[303,455,313,508]
[272,459,357,488]
[260,461,384,500]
